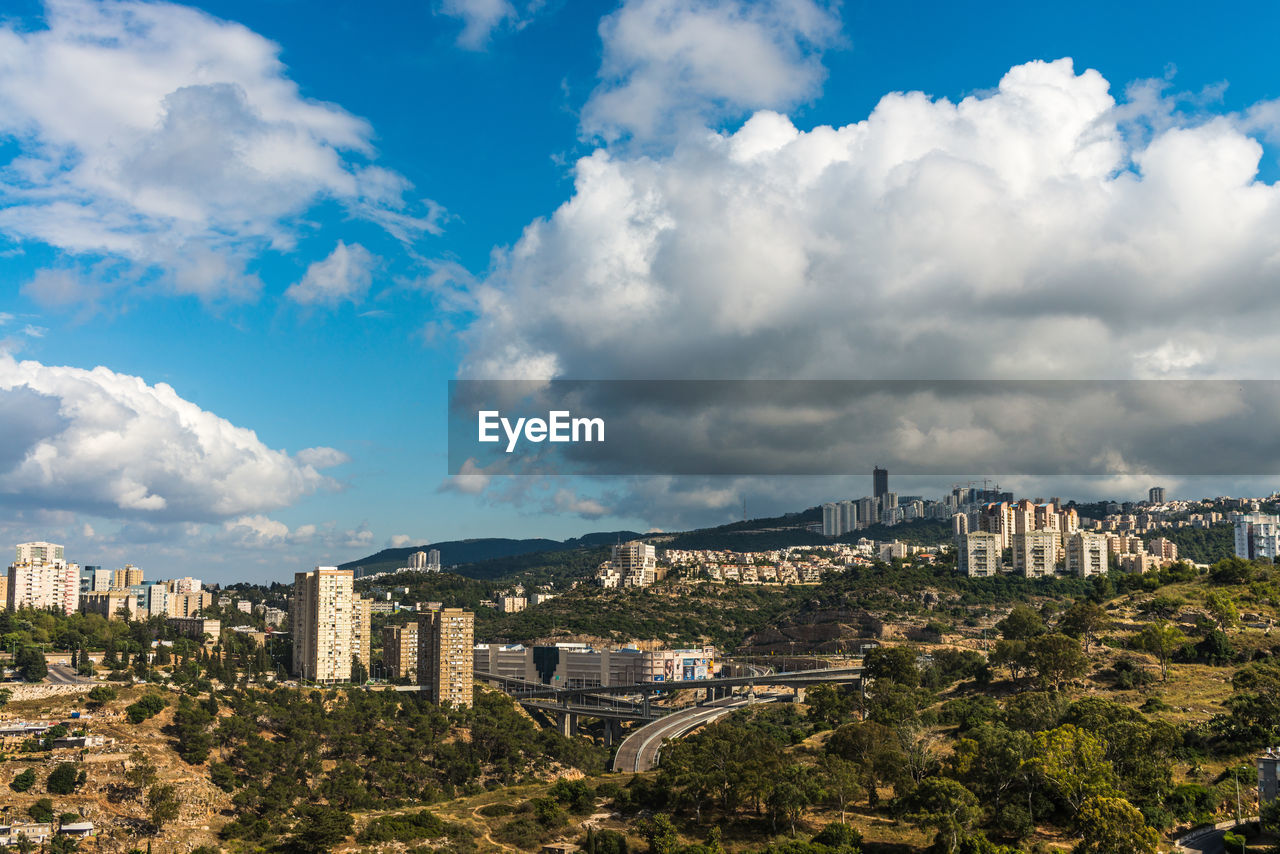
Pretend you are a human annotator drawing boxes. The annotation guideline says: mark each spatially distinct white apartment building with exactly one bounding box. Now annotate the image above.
[1013,530,1059,578]
[822,500,860,537]
[1235,512,1280,560]
[613,541,657,587]
[1066,531,1108,577]
[6,558,80,615]
[15,542,64,565]
[960,531,1002,577]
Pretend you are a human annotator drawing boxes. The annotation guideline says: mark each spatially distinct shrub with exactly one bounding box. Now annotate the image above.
[28,797,55,822]
[9,767,36,792]
[356,809,447,844]
[126,693,168,724]
[47,762,81,795]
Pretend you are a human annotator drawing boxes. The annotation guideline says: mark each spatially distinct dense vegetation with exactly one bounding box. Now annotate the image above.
[204,687,607,849]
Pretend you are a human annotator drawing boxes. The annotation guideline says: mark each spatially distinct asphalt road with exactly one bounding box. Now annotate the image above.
[1175,819,1258,854]
[45,663,82,685]
[612,693,777,773]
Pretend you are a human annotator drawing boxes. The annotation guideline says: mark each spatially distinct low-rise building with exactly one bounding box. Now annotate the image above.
[168,617,221,645]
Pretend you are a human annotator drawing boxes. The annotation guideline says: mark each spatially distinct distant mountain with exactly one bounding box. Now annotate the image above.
[340,531,645,578]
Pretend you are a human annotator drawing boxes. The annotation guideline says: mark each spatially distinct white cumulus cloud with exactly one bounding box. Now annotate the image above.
[0,0,440,300]
[466,58,1280,383]
[0,353,338,521]
[583,0,842,142]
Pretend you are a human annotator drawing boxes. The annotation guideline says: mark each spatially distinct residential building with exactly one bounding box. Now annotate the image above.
[960,532,1002,577]
[1066,531,1108,577]
[1260,748,1280,807]
[1149,486,1166,504]
[498,594,527,613]
[613,541,657,587]
[170,576,202,594]
[383,623,419,680]
[291,567,372,683]
[111,565,144,590]
[427,549,441,572]
[353,596,372,676]
[78,565,110,595]
[6,558,79,615]
[15,542,63,564]
[407,550,429,570]
[418,608,474,707]
[1235,512,1280,560]
[1013,530,1059,578]
[1149,537,1179,561]
[168,617,221,645]
[1118,553,1158,574]
[262,606,288,627]
[80,590,138,621]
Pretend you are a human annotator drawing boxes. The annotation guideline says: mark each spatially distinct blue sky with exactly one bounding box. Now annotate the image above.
[4,0,1280,582]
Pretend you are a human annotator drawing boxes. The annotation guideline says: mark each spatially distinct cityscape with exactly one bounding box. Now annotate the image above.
[3,467,1280,850]
[4,0,1280,853]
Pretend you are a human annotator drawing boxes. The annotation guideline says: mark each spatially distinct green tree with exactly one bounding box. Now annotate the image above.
[1133,621,1186,681]
[15,646,47,682]
[990,639,1030,686]
[635,813,680,854]
[1059,600,1110,652]
[819,755,863,824]
[1026,633,1090,690]
[1204,591,1239,630]
[997,604,1046,641]
[902,777,981,854]
[28,798,55,822]
[766,764,823,835]
[826,721,906,807]
[1032,724,1116,813]
[863,646,921,688]
[1261,795,1280,832]
[1071,796,1159,854]
[147,783,180,833]
[86,685,117,709]
[49,835,80,854]
[287,804,354,854]
[124,748,158,797]
[806,683,851,728]
[1226,660,1280,745]
[9,767,36,792]
[47,762,81,795]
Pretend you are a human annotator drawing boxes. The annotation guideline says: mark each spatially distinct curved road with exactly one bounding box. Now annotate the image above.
[612,693,776,773]
[1175,819,1258,854]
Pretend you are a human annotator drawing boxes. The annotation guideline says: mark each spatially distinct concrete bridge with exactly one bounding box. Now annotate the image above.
[476,659,863,748]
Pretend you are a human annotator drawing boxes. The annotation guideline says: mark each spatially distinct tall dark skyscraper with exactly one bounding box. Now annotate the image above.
[873,466,888,500]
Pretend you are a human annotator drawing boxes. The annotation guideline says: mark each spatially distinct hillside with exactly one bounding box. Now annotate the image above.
[341,530,642,578]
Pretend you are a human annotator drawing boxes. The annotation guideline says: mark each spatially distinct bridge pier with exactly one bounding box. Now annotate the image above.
[642,690,651,718]
[793,686,806,703]
[604,719,622,746]
[557,712,578,737]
